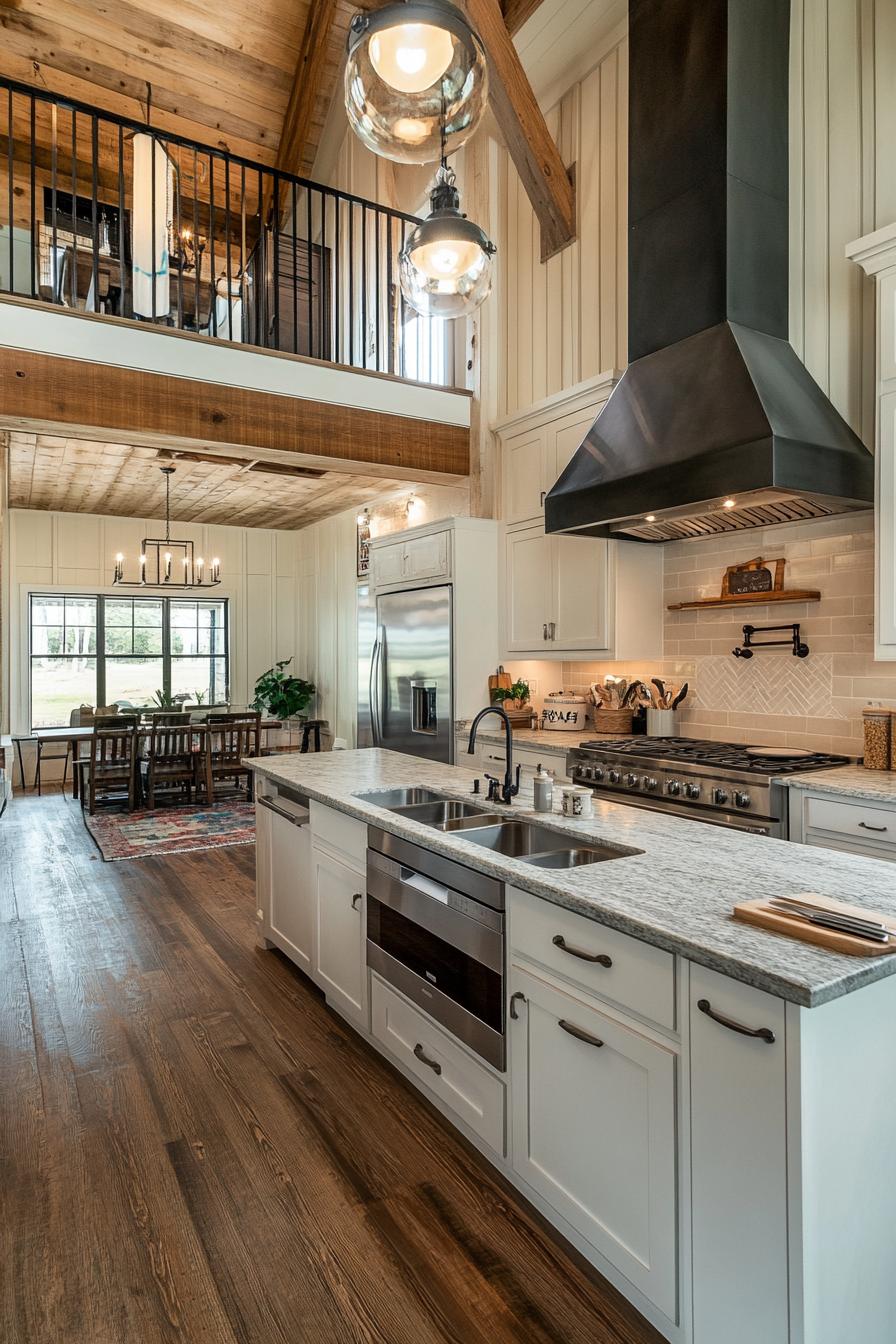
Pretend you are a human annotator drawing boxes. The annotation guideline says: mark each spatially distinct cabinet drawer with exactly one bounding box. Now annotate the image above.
[510,886,676,1031]
[310,800,367,868]
[371,974,505,1154]
[805,795,896,849]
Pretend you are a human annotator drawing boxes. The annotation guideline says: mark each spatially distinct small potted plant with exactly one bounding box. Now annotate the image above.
[490,679,532,725]
[251,660,316,739]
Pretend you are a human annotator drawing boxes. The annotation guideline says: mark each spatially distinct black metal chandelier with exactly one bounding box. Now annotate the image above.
[112,467,221,588]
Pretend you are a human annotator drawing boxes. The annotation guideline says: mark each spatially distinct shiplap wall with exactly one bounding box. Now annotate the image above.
[4,508,299,735]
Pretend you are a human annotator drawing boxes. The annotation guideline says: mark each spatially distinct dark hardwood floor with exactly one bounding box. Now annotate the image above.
[0,790,664,1344]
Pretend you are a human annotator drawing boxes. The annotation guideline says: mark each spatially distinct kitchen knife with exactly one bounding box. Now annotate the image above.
[770,894,893,932]
[768,899,891,943]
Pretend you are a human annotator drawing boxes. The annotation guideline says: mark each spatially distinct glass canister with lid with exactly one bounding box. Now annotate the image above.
[862,704,891,770]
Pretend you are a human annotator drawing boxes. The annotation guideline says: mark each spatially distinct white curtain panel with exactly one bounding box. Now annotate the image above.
[132,133,173,318]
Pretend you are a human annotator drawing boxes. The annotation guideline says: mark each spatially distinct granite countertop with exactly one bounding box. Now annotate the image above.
[784,765,896,803]
[456,726,639,754]
[248,748,896,1008]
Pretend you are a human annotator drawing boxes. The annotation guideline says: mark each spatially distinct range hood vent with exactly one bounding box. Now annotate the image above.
[544,0,874,542]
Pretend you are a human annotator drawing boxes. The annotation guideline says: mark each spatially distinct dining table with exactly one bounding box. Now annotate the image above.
[12,718,285,801]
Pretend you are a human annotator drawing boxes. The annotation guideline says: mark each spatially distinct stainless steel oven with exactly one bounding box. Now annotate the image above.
[366,827,505,1070]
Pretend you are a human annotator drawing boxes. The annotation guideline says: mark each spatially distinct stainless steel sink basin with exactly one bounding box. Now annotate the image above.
[360,787,444,809]
[395,799,495,826]
[458,820,642,866]
[525,847,633,868]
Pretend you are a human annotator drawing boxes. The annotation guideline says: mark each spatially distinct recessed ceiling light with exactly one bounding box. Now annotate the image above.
[645,514,656,523]
[723,498,736,509]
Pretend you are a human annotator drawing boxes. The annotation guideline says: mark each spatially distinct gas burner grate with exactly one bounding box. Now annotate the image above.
[578,737,852,775]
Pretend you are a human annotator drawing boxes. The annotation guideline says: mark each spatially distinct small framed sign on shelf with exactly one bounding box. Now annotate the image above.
[667,554,821,611]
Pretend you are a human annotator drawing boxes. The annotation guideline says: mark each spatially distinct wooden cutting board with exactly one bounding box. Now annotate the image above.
[488,666,512,699]
[734,894,896,957]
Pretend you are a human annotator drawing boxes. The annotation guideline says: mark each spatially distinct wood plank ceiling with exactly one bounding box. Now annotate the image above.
[8,431,409,529]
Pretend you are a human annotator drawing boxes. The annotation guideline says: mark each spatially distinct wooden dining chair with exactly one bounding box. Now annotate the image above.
[143,721,197,809]
[200,712,261,803]
[85,724,138,815]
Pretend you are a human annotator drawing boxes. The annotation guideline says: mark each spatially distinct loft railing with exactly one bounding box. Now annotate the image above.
[0,77,458,387]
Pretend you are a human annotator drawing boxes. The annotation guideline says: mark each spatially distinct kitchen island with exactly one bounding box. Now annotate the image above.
[248,748,896,1344]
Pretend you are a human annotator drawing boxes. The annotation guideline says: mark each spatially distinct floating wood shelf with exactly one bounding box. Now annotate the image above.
[667,590,821,612]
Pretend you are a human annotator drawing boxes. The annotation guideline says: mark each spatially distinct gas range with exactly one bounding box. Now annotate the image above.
[566,738,855,838]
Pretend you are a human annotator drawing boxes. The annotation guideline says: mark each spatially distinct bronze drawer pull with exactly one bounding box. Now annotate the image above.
[697,998,775,1044]
[858,822,888,833]
[352,892,363,909]
[559,1019,604,1049]
[509,991,527,1019]
[552,934,612,967]
[413,1043,442,1075]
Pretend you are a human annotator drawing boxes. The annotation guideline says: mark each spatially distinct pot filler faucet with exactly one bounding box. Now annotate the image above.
[467,705,521,805]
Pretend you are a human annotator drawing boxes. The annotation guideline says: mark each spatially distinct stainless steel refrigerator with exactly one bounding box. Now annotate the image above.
[359,583,453,763]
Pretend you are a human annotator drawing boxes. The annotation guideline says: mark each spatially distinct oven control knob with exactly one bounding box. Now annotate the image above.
[713,788,730,806]
[685,782,701,800]
[593,767,605,782]
[734,791,751,809]
[624,772,637,787]
[580,766,592,779]
[608,769,621,785]
[666,779,681,796]
[642,776,658,791]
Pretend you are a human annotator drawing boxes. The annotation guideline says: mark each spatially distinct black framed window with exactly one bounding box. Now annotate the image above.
[29,594,229,728]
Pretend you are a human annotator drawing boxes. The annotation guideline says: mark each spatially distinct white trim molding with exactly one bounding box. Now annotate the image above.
[491,369,619,437]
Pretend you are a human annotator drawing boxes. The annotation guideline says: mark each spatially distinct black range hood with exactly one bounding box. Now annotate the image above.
[544,0,873,543]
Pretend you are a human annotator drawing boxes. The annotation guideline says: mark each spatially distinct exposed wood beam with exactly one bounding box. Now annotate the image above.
[0,349,470,480]
[501,0,547,36]
[464,0,576,260]
[277,0,340,180]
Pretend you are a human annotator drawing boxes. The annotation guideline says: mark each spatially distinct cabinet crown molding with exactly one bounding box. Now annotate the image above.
[491,371,619,437]
[846,222,896,277]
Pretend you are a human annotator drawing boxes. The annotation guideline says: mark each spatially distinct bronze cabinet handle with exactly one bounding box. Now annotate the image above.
[509,991,526,1020]
[543,623,549,641]
[352,892,363,909]
[858,821,888,833]
[413,1043,442,1075]
[559,1019,604,1049]
[552,934,612,968]
[697,998,775,1044]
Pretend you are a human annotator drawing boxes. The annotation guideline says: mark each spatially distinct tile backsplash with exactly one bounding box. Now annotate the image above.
[506,511,893,754]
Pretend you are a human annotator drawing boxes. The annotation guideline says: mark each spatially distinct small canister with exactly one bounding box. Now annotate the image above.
[891,711,896,771]
[533,763,554,812]
[862,704,891,771]
[560,784,594,819]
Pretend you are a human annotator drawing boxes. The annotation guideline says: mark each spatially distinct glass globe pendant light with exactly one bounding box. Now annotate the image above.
[345,1,488,164]
[399,160,496,318]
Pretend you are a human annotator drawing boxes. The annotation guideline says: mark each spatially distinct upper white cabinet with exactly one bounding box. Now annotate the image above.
[496,376,663,660]
[846,224,896,658]
[371,529,451,589]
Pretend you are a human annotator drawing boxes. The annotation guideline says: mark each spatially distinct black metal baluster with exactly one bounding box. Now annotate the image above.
[209,152,216,336]
[257,166,266,345]
[399,219,407,377]
[192,148,199,333]
[361,202,367,368]
[239,162,246,344]
[334,193,341,363]
[70,109,77,307]
[224,152,232,340]
[375,208,381,371]
[175,145,183,328]
[386,213,394,373]
[117,123,125,318]
[272,174,280,349]
[348,200,354,366]
[50,102,58,303]
[150,128,157,323]
[306,180,313,357]
[291,178,298,354]
[91,115,99,310]
[29,94,35,297]
[6,88,13,293]
[319,188,327,359]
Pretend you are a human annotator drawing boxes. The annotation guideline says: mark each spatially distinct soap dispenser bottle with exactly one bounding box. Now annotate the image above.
[533,763,554,812]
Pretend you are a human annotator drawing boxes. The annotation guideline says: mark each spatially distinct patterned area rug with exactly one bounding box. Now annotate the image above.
[84,800,255,862]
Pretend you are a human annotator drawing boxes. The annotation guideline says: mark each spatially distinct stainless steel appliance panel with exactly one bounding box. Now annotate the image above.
[374,585,453,763]
[357,583,376,749]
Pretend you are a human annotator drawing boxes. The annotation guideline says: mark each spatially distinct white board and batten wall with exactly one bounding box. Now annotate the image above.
[4,507,301,764]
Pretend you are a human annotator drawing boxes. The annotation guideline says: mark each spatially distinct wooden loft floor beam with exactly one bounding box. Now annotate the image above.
[465,0,575,260]
[0,349,470,481]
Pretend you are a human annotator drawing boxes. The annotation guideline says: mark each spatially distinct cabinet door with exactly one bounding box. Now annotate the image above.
[371,540,406,588]
[268,805,313,975]
[878,389,896,654]
[313,845,367,1027]
[510,967,678,1319]
[552,534,610,651]
[403,530,449,581]
[689,966,788,1344]
[505,525,553,652]
[503,428,548,523]
[550,407,601,479]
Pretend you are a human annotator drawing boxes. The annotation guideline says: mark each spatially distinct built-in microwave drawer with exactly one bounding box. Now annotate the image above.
[509,886,676,1031]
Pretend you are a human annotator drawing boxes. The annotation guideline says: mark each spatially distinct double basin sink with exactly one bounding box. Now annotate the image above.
[359,787,641,868]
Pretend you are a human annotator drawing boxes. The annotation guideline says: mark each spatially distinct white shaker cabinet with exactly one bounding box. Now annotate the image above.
[508,965,678,1321]
[312,843,367,1029]
[255,787,314,975]
[689,966,789,1344]
[846,224,896,657]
